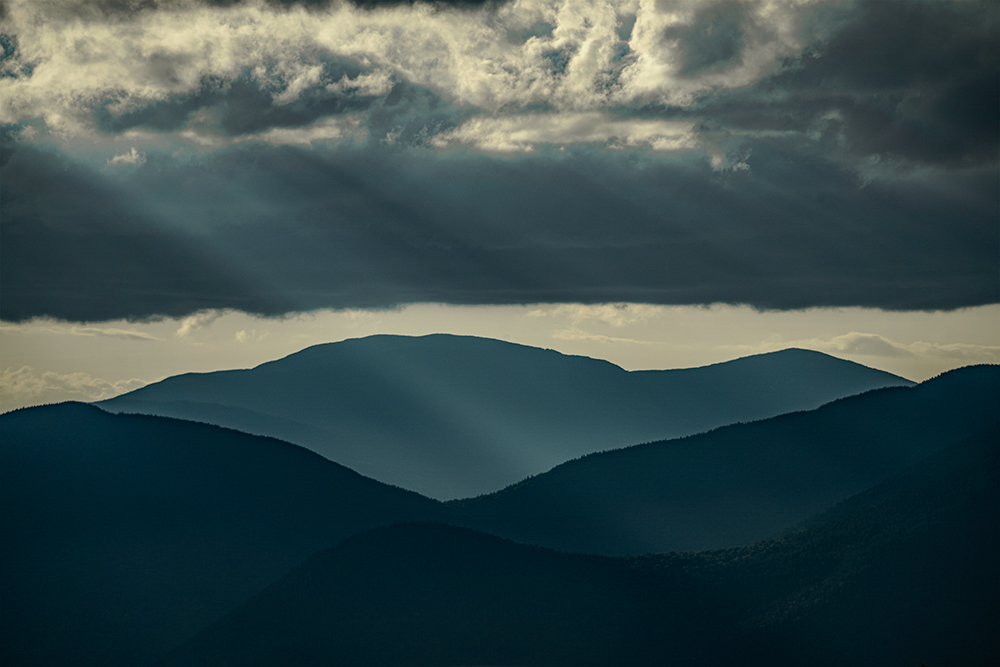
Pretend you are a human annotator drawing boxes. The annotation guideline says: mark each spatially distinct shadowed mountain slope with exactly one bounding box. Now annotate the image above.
[0,403,445,667]
[450,364,1000,554]
[100,334,912,499]
[162,426,999,667]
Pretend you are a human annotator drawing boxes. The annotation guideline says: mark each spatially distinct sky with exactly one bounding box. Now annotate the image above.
[1,0,997,412]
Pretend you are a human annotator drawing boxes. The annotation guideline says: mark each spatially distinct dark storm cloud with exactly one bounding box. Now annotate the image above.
[364,80,464,146]
[1,138,996,322]
[683,0,1000,168]
[0,143,281,321]
[664,1,748,77]
[2,0,997,322]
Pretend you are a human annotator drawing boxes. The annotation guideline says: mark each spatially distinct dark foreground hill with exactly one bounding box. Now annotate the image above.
[162,426,999,667]
[452,364,1000,554]
[0,403,445,667]
[99,335,911,499]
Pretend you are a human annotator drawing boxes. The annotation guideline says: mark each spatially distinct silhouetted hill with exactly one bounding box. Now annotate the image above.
[100,334,912,498]
[0,403,445,667]
[693,423,999,667]
[164,523,666,667]
[450,364,1000,554]
[161,425,999,666]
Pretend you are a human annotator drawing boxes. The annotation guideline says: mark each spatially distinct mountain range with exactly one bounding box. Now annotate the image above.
[451,364,1000,554]
[0,403,444,667]
[99,334,912,499]
[162,425,1000,666]
[2,338,996,666]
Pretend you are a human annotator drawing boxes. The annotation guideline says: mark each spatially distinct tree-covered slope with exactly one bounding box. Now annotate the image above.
[451,364,1000,554]
[161,425,1000,667]
[0,403,446,667]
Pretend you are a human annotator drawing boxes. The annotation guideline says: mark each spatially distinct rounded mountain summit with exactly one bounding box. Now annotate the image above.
[98,334,912,499]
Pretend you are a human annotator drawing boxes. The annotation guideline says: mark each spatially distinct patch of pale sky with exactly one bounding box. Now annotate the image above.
[0,322,161,341]
[234,329,271,344]
[544,303,664,327]
[2,304,997,412]
[0,366,149,411]
[272,64,325,105]
[550,327,654,346]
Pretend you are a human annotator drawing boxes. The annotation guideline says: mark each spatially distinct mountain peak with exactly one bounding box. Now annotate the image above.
[101,334,913,499]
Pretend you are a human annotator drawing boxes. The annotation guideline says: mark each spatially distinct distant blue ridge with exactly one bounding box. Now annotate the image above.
[99,334,913,499]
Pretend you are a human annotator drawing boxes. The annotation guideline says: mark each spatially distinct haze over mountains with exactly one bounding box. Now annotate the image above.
[452,364,1000,554]
[99,334,912,499]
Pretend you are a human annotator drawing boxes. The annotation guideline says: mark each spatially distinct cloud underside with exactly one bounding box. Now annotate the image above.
[0,0,997,321]
[2,141,996,321]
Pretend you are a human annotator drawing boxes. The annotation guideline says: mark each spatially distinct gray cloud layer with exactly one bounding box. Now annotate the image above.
[694,0,999,168]
[1,0,997,321]
[2,138,995,321]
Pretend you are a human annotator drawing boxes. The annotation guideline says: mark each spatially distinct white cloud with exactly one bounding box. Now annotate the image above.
[235,329,270,343]
[546,302,666,327]
[176,310,224,337]
[813,331,913,358]
[236,115,366,146]
[1,0,828,141]
[432,112,698,152]
[766,331,1000,363]
[71,326,159,341]
[272,63,324,104]
[107,146,146,166]
[1,365,148,410]
[0,322,159,341]
[326,70,395,97]
[16,125,40,142]
[901,340,1000,363]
